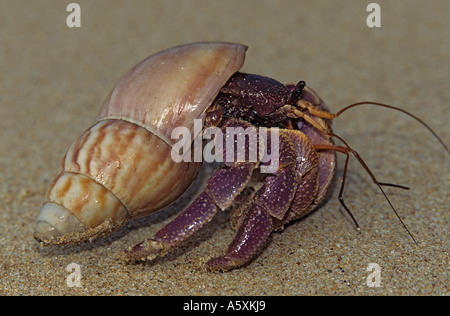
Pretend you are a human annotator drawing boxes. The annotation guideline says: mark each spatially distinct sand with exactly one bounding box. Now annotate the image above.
[0,0,448,296]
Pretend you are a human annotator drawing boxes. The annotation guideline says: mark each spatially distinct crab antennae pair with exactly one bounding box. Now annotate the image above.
[304,99,448,244]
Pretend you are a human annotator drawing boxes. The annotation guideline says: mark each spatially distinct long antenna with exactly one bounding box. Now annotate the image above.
[335,101,449,155]
[292,96,448,243]
[328,132,418,244]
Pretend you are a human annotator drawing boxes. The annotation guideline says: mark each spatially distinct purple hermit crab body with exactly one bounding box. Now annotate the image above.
[34,42,337,271]
[127,73,336,271]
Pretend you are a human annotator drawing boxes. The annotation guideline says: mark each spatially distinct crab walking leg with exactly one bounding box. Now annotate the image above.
[206,202,273,271]
[206,133,300,271]
[206,166,298,271]
[123,163,254,261]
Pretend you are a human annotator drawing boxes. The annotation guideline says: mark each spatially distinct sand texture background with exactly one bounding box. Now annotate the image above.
[0,0,448,295]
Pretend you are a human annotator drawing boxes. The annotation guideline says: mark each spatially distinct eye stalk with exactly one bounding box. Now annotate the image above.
[287,80,306,105]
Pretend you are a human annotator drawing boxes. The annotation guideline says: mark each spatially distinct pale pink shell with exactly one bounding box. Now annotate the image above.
[34,42,247,244]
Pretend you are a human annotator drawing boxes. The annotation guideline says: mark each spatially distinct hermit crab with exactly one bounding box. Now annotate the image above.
[34,42,448,271]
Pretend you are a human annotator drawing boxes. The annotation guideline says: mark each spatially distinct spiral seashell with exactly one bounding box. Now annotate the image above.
[34,42,247,244]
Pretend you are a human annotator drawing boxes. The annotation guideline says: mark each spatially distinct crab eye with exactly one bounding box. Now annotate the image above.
[287,80,306,105]
[295,81,306,95]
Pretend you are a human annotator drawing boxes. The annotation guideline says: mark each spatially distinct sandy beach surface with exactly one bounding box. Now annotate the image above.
[0,0,448,296]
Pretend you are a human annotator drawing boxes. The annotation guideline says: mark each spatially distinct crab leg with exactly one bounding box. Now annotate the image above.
[206,202,273,271]
[206,132,300,271]
[123,163,254,261]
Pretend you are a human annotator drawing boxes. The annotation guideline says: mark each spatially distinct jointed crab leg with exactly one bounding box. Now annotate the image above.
[205,132,310,271]
[124,163,254,261]
[123,191,218,261]
[314,139,417,244]
[205,168,298,271]
[206,202,273,271]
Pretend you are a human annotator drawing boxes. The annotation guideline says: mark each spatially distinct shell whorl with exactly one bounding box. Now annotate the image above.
[34,42,247,244]
[62,119,199,218]
[97,42,248,146]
